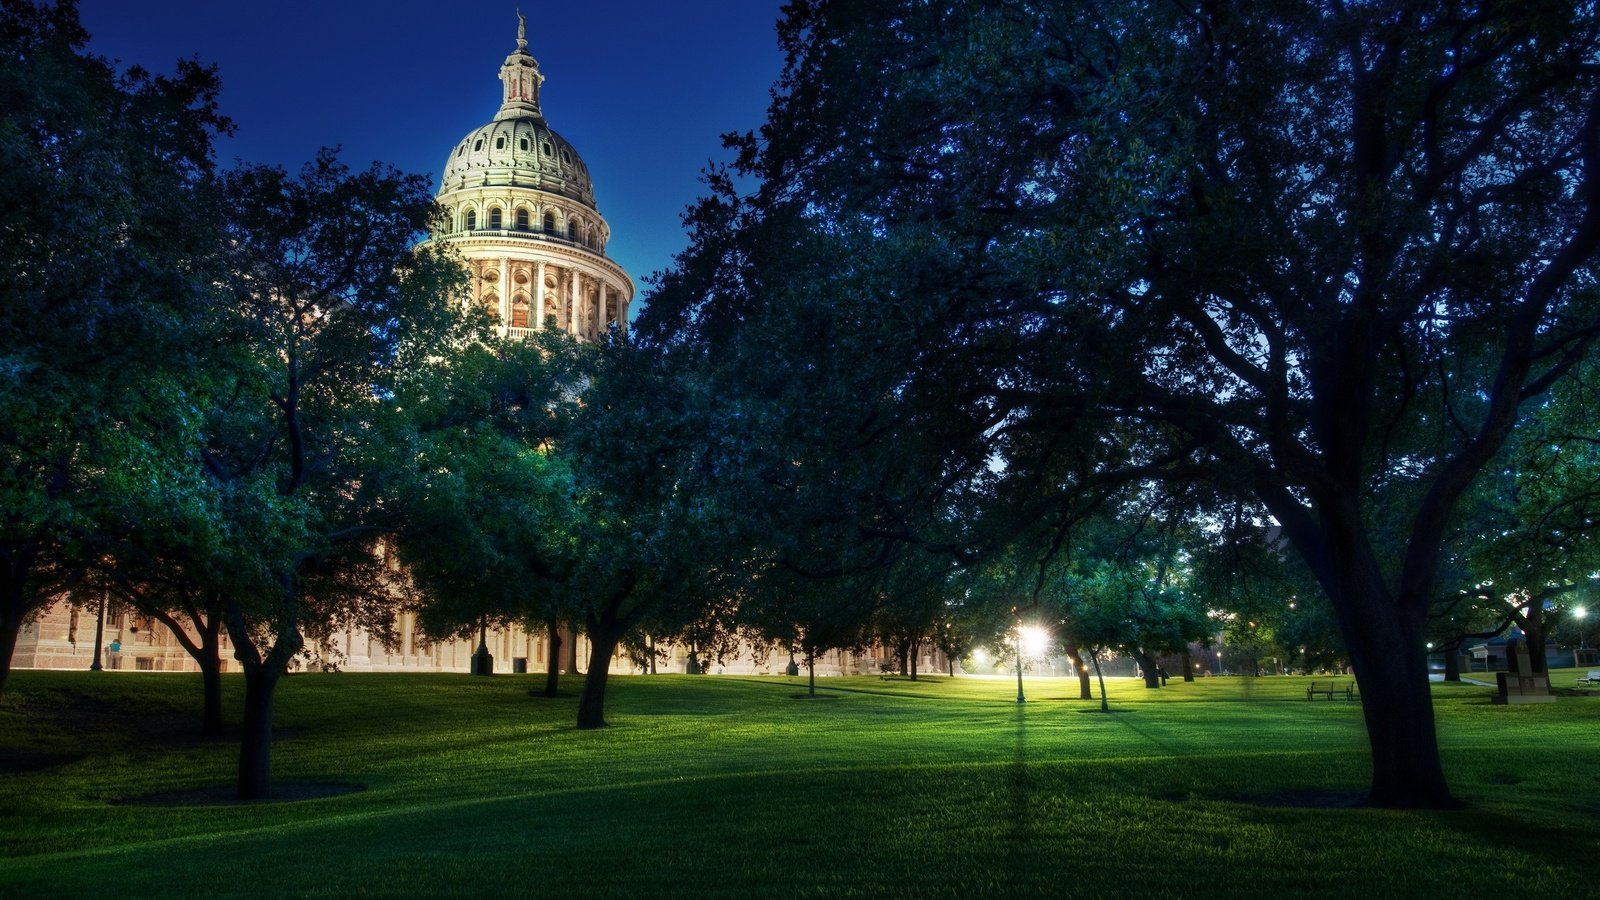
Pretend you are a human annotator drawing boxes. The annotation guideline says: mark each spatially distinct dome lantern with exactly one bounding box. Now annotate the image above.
[497,10,544,121]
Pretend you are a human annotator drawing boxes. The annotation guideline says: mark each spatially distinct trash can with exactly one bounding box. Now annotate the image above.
[512,657,528,674]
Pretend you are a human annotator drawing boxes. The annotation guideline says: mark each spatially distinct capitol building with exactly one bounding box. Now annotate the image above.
[13,17,947,681]
[429,14,633,342]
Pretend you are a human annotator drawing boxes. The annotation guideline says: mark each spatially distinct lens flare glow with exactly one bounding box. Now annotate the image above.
[1018,625,1051,658]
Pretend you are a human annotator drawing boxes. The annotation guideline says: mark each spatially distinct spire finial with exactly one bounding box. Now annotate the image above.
[497,8,544,119]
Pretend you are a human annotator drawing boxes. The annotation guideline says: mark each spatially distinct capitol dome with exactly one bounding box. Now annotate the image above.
[441,117,594,206]
[427,13,632,342]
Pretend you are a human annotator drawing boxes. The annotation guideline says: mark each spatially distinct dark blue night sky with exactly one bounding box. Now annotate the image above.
[76,1,788,294]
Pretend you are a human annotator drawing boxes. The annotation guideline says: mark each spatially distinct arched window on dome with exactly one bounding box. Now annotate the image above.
[511,294,530,328]
[567,219,578,241]
[542,141,553,156]
[474,139,483,152]
[488,207,503,230]
[464,209,477,231]
[495,136,505,150]
[543,211,557,234]
[515,208,530,231]
[520,137,529,152]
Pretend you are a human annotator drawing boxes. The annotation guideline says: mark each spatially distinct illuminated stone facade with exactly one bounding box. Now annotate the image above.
[427,13,633,342]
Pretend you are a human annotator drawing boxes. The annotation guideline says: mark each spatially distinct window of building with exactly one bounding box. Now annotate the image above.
[474,139,483,151]
[542,141,552,156]
[543,211,556,233]
[495,136,505,150]
[515,208,529,230]
[464,209,477,230]
[561,149,572,164]
[567,219,578,240]
[488,207,502,229]
[520,137,529,151]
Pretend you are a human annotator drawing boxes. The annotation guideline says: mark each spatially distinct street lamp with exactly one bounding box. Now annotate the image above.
[1215,650,1222,675]
[1576,607,1589,664]
[1014,627,1026,703]
[1013,625,1051,703]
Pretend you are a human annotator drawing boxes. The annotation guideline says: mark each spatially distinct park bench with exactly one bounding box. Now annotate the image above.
[879,662,898,680]
[1578,671,1600,686]
[1306,681,1357,701]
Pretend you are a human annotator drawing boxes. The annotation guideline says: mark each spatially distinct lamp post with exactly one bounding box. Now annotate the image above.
[1215,650,1222,675]
[471,618,493,676]
[1014,626,1026,704]
[1576,607,1589,666]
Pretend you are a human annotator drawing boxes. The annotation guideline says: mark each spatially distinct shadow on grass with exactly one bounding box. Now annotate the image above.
[1220,788,1366,809]
[116,781,366,807]
[0,750,82,774]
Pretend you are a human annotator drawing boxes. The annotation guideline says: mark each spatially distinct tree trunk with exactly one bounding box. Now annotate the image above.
[1131,648,1160,688]
[222,582,301,803]
[1332,578,1457,808]
[199,649,224,737]
[909,639,919,681]
[237,664,280,800]
[1090,649,1109,712]
[562,622,580,675]
[1442,640,1462,683]
[1182,648,1194,682]
[1275,493,1459,809]
[1065,647,1093,699]
[575,625,624,729]
[150,602,228,734]
[808,653,816,696]
[543,615,561,697]
[196,615,227,736]
[0,609,20,702]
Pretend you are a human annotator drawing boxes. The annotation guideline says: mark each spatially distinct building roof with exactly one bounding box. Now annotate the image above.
[437,13,596,208]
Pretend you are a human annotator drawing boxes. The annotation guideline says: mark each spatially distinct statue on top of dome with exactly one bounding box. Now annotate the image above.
[516,10,527,52]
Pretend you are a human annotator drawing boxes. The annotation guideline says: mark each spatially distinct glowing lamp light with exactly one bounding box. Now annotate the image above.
[1019,625,1051,658]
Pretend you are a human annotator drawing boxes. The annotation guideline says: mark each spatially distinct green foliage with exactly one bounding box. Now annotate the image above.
[0,0,231,695]
[394,332,589,643]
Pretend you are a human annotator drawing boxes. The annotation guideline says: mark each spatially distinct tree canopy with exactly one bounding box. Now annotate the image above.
[642,0,1600,809]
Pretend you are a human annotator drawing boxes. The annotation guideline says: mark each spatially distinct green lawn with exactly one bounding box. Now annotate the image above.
[1,670,1596,897]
